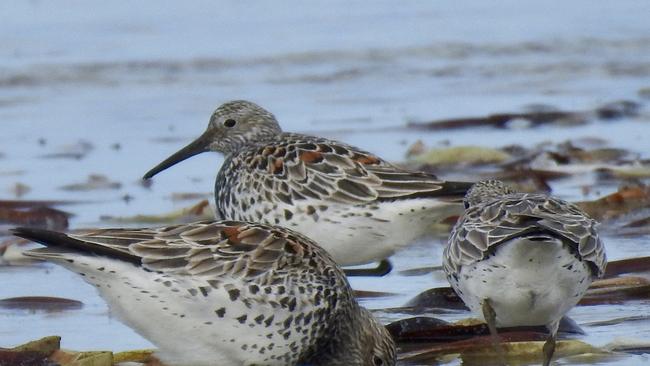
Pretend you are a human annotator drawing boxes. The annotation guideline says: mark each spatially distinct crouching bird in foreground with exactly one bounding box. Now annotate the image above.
[143,100,473,276]
[443,180,606,366]
[13,221,396,366]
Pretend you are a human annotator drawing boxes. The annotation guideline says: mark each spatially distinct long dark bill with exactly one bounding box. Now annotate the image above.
[142,131,212,179]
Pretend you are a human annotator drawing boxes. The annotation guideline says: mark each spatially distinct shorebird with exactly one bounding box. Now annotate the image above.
[443,180,606,366]
[143,100,472,275]
[13,221,396,366]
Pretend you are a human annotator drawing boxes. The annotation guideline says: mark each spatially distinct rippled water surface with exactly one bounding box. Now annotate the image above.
[1,1,650,365]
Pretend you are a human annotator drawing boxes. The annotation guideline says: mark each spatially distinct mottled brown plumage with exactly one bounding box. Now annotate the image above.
[144,100,473,268]
[14,221,396,366]
[445,181,606,277]
[444,180,606,366]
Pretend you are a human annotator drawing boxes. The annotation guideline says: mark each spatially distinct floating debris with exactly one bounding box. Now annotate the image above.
[618,218,650,236]
[0,296,83,312]
[603,256,650,277]
[387,316,450,340]
[576,184,650,221]
[404,287,467,311]
[0,205,71,233]
[639,87,650,99]
[353,289,398,298]
[169,192,212,202]
[388,316,583,343]
[8,182,31,198]
[407,110,587,131]
[399,337,607,365]
[50,350,113,366]
[403,136,649,202]
[553,141,632,163]
[112,350,157,364]
[596,163,650,180]
[604,338,650,355]
[60,174,122,191]
[398,265,441,276]
[404,139,426,158]
[0,336,157,366]
[410,146,511,166]
[407,100,640,131]
[590,276,649,289]
[580,282,650,305]
[0,336,60,366]
[100,199,213,224]
[0,200,86,208]
[39,140,94,160]
[585,315,650,327]
[596,100,641,120]
[121,194,135,203]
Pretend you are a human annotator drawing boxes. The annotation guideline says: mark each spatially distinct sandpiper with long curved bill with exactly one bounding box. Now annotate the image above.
[13,221,396,366]
[443,180,606,366]
[143,100,473,275]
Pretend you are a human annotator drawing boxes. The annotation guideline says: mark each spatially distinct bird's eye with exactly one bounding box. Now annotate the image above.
[373,355,383,366]
[224,119,237,128]
[463,201,470,209]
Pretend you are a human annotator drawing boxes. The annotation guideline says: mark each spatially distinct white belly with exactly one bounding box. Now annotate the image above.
[454,237,593,327]
[271,198,462,266]
[52,256,307,366]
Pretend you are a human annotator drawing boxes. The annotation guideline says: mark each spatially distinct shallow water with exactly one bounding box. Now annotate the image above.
[1,1,650,365]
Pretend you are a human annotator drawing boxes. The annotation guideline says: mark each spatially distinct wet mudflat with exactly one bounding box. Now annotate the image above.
[1,1,650,365]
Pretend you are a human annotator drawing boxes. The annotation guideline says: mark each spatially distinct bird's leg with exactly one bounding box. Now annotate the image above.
[482,298,499,339]
[343,259,392,277]
[482,298,506,366]
[542,320,560,366]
